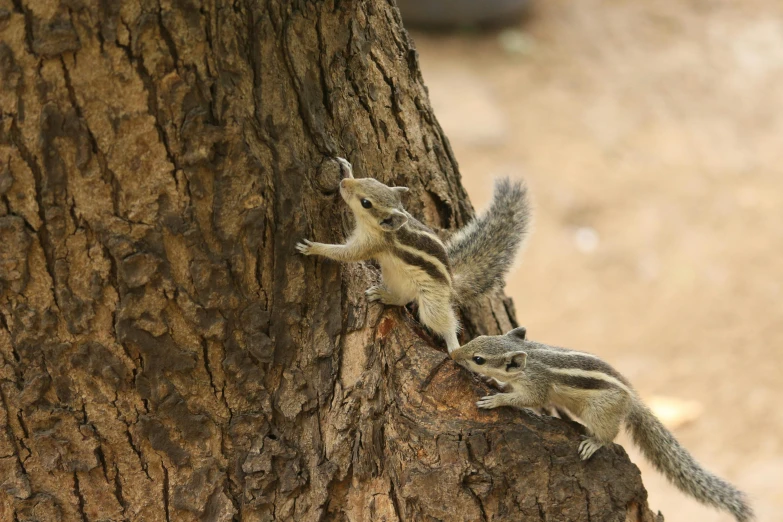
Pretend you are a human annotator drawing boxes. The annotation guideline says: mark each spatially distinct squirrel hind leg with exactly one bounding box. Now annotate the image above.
[577,396,627,460]
[416,294,460,353]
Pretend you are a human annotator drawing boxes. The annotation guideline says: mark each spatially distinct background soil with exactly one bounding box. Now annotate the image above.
[410,1,783,521]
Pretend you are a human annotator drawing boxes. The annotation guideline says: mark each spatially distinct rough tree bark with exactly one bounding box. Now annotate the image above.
[0,1,662,521]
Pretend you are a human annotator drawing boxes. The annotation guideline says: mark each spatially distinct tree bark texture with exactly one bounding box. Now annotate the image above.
[0,1,661,521]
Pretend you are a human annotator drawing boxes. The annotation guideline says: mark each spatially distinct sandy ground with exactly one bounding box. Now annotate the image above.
[412,1,783,521]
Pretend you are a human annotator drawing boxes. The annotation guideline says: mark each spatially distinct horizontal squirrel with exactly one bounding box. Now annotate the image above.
[297,157,530,353]
[451,328,753,522]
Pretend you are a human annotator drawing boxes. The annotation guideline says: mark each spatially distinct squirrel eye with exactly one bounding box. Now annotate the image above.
[472,356,486,365]
[360,199,373,209]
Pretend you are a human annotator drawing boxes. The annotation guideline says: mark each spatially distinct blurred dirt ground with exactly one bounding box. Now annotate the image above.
[411,1,783,521]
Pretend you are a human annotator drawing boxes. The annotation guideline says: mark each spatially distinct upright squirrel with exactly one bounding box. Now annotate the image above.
[297,158,530,353]
[451,329,753,522]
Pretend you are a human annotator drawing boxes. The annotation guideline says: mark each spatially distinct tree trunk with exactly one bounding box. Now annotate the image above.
[0,1,661,521]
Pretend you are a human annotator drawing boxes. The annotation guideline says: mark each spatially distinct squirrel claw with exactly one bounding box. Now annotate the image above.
[365,285,395,304]
[578,437,603,460]
[476,395,501,410]
[365,286,383,302]
[296,239,313,255]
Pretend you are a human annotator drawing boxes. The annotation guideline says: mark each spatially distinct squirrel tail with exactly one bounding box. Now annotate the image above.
[626,399,753,522]
[447,178,531,306]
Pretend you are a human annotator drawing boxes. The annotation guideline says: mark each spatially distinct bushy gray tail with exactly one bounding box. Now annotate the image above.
[447,178,530,306]
[626,400,753,522]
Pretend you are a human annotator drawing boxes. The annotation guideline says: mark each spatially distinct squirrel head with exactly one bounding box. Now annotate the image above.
[451,328,529,380]
[339,168,410,232]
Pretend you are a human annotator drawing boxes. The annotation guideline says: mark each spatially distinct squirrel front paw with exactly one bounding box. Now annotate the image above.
[296,239,315,255]
[476,394,506,410]
[480,376,511,392]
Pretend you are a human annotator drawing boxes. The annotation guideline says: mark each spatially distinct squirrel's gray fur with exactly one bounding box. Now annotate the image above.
[447,178,530,307]
[451,330,753,522]
[627,401,752,521]
[297,157,530,353]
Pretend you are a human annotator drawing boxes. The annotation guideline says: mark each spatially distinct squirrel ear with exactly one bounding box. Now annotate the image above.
[380,209,408,231]
[507,327,527,340]
[392,186,409,194]
[504,351,527,371]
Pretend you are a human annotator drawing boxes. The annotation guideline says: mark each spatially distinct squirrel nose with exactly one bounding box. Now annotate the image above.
[337,158,354,179]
